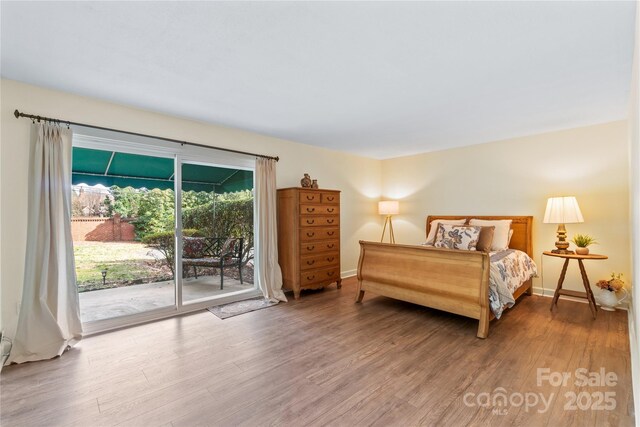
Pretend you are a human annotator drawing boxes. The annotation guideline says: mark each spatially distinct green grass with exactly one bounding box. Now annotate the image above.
[74,242,171,291]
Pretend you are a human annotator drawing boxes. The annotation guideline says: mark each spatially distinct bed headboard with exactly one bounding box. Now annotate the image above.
[426,215,533,257]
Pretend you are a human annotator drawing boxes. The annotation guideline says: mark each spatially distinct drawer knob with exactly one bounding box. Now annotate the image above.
[306,195,314,200]
[327,271,335,276]
[327,257,334,262]
[327,244,335,249]
[327,196,334,201]
[328,208,334,213]
[327,219,334,224]
[307,245,315,251]
[306,219,315,224]
[327,231,335,236]
[307,260,315,265]
[307,275,315,280]
[306,207,315,213]
[307,232,315,237]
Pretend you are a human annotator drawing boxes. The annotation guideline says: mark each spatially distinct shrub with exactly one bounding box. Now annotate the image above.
[143,229,202,276]
[182,196,254,265]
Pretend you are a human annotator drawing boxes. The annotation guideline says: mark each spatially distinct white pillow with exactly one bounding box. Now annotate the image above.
[425,219,466,245]
[468,219,512,251]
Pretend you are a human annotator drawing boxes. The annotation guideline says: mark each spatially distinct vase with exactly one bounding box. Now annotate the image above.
[594,288,628,311]
[300,174,311,188]
[575,247,589,255]
[311,179,318,189]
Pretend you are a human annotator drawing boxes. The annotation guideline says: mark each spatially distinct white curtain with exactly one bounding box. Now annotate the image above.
[9,123,83,364]
[255,158,287,302]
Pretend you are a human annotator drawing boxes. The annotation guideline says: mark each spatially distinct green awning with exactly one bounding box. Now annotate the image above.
[72,147,253,193]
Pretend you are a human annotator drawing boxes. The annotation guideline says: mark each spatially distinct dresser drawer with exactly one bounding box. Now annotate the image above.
[300,252,339,271]
[300,265,341,286]
[300,240,339,255]
[321,192,340,204]
[300,204,339,215]
[300,227,339,241]
[300,216,339,227]
[299,191,321,204]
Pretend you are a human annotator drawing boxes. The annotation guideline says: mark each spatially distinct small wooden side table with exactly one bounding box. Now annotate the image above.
[543,251,608,319]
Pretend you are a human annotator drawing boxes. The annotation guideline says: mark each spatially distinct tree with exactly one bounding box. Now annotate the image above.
[110,186,141,218]
[135,188,176,239]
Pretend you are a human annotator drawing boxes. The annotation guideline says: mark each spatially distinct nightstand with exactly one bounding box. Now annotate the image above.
[543,251,608,318]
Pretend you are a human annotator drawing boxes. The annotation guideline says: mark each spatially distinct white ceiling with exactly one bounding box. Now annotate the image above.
[1,1,636,159]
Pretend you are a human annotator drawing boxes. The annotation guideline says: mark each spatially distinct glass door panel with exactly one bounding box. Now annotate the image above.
[180,162,255,304]
[72,147,176,323]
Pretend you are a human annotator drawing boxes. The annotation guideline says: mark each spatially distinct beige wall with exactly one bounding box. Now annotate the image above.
[381,121,631,295]
[0,79,633,345]
[0,79,382,337]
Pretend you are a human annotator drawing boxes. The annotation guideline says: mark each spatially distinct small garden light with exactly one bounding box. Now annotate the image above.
[101,269,107,287]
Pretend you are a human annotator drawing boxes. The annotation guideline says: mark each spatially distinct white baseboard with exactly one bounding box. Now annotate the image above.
[532,286,555,297]
[341,269,356,279]
[532,287,628,310]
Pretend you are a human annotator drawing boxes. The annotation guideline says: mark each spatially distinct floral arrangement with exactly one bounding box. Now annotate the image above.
[596,273,625,292]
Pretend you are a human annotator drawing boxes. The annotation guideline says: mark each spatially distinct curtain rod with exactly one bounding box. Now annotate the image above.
[13,109,279,162]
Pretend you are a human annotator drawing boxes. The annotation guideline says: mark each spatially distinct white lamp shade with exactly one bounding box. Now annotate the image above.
[378,200,399,215]
[543,196,584,224]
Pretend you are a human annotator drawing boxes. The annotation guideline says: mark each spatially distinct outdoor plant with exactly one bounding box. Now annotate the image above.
[143,229,202,277]
[182,191,254,266]
[571,234,597,248]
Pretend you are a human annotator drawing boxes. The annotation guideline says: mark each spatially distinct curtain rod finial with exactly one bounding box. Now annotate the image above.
[14,109,20,119]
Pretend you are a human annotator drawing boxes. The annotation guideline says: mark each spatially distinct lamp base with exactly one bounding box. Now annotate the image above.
[550,249,574,255]
[552,224,572,254]
[380,215,396,244]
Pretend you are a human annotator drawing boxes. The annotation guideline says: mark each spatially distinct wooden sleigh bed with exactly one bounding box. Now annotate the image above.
[355,215,533,338]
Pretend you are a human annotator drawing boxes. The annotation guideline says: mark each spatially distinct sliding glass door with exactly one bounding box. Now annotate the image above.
[72,147,176,323]
[72,134,258,331]
[180,161,255,305]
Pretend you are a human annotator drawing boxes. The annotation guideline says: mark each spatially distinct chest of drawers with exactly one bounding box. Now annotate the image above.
[276,188,342,299]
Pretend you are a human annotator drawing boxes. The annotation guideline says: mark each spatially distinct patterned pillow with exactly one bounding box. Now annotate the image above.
[183,237,206,258]
[434,224,481,251]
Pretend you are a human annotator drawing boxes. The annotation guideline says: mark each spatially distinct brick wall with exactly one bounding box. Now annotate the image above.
[71,214,135,242]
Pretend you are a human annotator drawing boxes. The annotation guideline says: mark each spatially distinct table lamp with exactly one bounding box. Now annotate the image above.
[543,196,584,254]
[379,200,399,243]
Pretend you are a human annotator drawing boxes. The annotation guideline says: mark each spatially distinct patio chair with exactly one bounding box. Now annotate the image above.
[182,236,244,290]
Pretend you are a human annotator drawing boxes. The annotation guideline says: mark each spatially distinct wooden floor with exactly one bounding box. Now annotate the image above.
[0,277,634,426]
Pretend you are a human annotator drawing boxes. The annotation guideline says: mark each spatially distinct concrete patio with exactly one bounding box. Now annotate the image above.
[79,276,254,322]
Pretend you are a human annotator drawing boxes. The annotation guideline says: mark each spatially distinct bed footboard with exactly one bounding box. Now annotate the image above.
[356,241,491,338]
